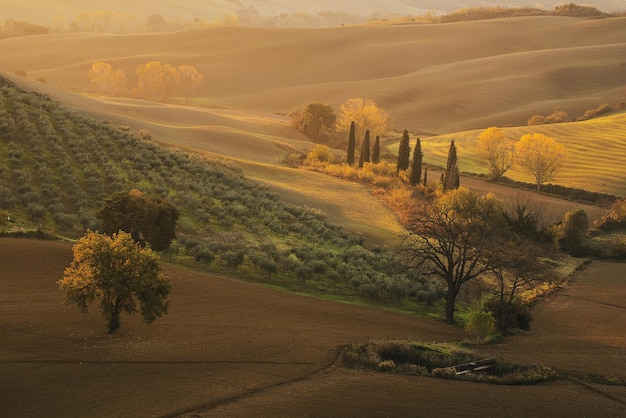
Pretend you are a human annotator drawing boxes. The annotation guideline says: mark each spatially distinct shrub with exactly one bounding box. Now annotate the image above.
[305,144,333,163]
[432,367,456,379]
[577,103,613,121]
[464,310,496,341]
[377,360,396,372]
[527,115,545,126]
[544,110,568,124]
[485,299,533,332]
[558,208,589,255]
[14,69,27,77]
[194,246,216,266]
[596,199,626,231]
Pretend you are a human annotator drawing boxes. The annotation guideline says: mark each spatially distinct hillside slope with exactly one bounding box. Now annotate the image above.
[2,16,625,133]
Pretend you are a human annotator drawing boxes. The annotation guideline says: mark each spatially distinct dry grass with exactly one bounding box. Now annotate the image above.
[419,111,626,196]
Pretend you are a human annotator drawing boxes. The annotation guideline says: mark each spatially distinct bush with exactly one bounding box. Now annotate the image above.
[527,115,545,126]
[377,360,396,371]
[305,144,333,163]
[558,208,589,255]
[485,299,532,333]
[464,310,496,341]
[544,110,568,124]
[596,199,626,231]
[577,103,613,121]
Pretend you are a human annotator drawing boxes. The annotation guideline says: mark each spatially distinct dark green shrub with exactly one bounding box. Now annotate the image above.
[485,299,533,332]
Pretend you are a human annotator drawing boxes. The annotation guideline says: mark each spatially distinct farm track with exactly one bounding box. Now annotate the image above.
[563,375,626,407]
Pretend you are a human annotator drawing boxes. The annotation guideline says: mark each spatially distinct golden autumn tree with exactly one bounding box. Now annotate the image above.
[88,61,127,96]
[477,127,515,180]
[135,61,203,101]
[178,64,204,103]
[136,61,179,98]
[58,231,171,333]
[515,133,568,190]
[336,98,391,141]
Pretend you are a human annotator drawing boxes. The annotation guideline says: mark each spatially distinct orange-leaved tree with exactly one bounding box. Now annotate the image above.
[88,61,127,96]
[58,230,171,333]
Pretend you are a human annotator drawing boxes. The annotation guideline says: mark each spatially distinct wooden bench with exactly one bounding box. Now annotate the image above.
[453,357,496,375]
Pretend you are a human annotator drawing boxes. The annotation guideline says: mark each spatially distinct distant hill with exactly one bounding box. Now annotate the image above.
[2,1,624,26]
[2,16,625,134]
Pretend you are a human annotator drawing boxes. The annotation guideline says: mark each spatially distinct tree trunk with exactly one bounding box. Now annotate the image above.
[445,290,457,324]
[108,298,122,334]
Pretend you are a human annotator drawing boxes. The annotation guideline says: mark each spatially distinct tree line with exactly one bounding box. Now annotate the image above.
[88,61,204,102]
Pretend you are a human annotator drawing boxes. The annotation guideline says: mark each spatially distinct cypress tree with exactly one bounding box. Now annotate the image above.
[396,129,411,174]
[347,121,356,166]
[443,140,460,191]
[358,130,371,168]
[372,135,381,164]
[423,166,428,186]
[409,137,422,186]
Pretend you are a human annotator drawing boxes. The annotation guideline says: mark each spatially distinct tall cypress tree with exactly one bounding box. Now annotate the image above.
[358,130,371,168]
[443,140,460,191]
[397,129,411,174]
[372,135,381,164]
[409,137,423,186]
[347,121,356,166]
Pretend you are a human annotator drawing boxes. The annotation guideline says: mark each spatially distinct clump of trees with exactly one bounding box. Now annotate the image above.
[527,110,568,126]
[58,230,172,333]
[88,61,204,101]
[97,189,179,252]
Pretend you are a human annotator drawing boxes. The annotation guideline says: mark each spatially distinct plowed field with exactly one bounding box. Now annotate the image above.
[1,238,624,417]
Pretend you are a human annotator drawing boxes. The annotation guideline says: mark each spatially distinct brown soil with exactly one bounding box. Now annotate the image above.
[1,238,624,417]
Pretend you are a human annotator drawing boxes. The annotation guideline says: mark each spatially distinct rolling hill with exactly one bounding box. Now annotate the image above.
[1,15,625,201]
[2,0,625,26]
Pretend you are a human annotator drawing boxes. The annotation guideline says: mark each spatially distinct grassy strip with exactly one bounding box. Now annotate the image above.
[342,340,558,385]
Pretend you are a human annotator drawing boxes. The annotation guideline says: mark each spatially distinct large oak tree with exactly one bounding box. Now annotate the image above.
[402,187,508,324]
[58,231,171,333]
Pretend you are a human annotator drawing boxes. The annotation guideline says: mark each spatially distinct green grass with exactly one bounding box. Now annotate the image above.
[0,76,445,319]
[343,340,558,385]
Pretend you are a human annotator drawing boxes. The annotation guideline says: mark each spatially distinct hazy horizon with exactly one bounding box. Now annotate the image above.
[2,0,625,27]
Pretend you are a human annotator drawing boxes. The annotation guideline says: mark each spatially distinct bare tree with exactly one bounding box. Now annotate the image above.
[402,187,508,324]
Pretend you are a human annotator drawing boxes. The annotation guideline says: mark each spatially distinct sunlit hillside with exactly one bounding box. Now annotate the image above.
[1,14,625,205]
[2,16,625,135]
[414,111,626,197]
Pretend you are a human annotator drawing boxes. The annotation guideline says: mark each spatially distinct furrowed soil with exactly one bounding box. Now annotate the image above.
[1,238,625,417]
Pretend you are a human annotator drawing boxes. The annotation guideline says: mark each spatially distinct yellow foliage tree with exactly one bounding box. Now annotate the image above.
[136,61,203,101]
[88,61,127,96]
[178,64,205,103]
[58,230,171,333]
[336,98,391,141]
[477,127,515,180]
[515,133,567,190]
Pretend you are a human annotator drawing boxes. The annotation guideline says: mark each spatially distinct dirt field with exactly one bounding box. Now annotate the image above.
[1,238,625,417]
